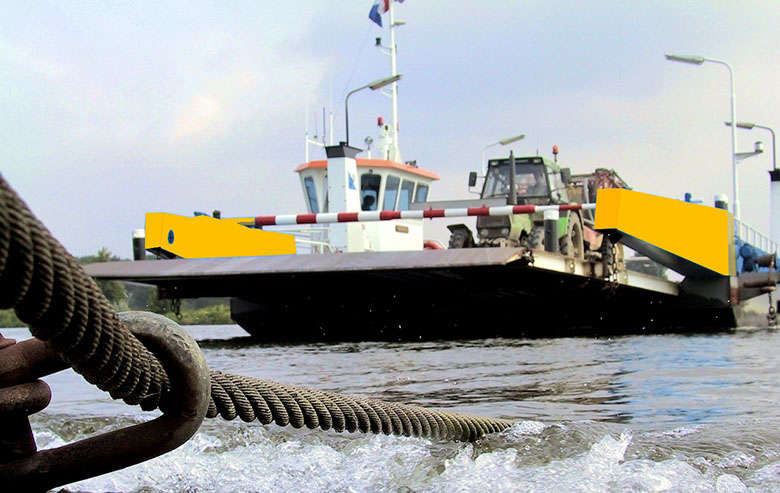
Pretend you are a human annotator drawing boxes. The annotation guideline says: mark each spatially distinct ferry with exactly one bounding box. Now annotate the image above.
[84,2,779,340]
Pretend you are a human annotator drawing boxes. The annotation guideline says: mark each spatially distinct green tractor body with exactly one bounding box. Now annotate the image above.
[447,154,617,259]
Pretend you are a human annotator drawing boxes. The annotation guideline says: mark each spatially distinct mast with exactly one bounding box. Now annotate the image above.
[388,1,401,162]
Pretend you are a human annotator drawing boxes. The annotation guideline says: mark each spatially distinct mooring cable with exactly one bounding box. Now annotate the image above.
[0,172,514,442]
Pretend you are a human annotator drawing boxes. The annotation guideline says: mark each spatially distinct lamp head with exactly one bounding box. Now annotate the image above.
[498,134,525,146]
[725,121,756,130]
[368,73,402,90]
[665,54,705,65]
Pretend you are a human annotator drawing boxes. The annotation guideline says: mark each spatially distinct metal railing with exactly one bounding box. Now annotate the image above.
[264,225,332,254]
[270,218,777,258]
[736,220,778,254]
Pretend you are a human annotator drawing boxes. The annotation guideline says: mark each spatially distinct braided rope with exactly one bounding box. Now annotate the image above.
[208,372,512,441]
[0,175,169,409]
[0,172,513,441]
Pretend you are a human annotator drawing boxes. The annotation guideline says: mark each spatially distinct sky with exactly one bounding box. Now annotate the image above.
[2,1,780,258]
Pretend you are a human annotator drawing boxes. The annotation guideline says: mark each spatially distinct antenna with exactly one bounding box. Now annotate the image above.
[305,98,328,161]
[305,97,309,162]
[536,109,540,156]
[329,78,334,145]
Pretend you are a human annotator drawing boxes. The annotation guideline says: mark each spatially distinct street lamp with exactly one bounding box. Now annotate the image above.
[665,53,739,221]
[481,134,525,176]
[727,120,779,249]
[725,121,776,171]
[344,74,402,146]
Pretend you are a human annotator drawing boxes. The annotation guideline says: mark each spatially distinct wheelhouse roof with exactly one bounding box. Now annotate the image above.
[295,159,440,181]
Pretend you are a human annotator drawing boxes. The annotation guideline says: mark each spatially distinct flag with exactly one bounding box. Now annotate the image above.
[368,0,390,27]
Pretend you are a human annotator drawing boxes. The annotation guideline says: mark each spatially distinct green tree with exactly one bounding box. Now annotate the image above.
[146,288,173,315]
[80,247,128,310]
[0,309,25,328]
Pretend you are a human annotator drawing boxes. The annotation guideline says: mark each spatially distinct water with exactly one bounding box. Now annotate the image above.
[5,325,780,492]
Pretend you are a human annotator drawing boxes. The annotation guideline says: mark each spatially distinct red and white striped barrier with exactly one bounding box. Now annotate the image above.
[255,203,596,226]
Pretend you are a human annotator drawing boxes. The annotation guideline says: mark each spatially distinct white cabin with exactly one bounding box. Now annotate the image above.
[295,157,439,252]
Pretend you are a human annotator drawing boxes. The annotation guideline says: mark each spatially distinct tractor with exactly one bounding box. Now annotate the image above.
[447,149,629,263]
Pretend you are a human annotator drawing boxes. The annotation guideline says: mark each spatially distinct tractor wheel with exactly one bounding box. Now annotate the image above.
[526,225,544,250]
[560,213,585,259]
[560,235,573,256]
[448,229,472,249]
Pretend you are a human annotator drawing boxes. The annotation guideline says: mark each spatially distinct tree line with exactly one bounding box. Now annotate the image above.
[0,247,234,328]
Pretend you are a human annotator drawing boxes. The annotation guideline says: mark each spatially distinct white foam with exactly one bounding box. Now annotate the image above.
[500,420,550,440]
[62,427,438,493]
[36,424,759,493]
[644,425,704,439]
[718,451,756,469]
[745,460,780,492]
[716,473,750,492]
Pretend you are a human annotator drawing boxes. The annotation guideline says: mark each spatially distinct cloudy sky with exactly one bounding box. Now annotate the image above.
[2,1,779,258]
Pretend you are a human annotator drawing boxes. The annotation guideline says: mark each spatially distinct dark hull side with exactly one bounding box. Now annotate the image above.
[230,263,740,342]
[83,248,768,342]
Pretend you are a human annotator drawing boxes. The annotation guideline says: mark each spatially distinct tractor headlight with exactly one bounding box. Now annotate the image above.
[479,229,489,239]
[500,228,509,236]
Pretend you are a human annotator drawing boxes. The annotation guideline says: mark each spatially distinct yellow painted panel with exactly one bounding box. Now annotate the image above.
[595,189,734,276]
[145,212,164,249]
[145,213,296,258]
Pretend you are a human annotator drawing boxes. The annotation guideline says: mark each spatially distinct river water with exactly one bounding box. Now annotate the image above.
[6,324,780,492]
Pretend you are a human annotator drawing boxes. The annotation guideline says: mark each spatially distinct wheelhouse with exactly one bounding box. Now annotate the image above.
[294,158,439,252]
[295,158,437,214]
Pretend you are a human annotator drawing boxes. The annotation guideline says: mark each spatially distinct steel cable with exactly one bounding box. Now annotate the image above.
[0,172,514,441]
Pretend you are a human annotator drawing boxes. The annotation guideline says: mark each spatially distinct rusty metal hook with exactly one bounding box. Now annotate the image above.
[0,337,68,389]
[0,312,211,491]
[0,335,67,466]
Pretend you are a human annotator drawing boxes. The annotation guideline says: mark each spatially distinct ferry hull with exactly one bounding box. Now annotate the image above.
[228,261,737,342]
[84,248,771,342]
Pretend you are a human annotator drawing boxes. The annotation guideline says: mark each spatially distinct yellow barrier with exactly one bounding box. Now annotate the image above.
[595,189,735,277]
[145,213,296,259]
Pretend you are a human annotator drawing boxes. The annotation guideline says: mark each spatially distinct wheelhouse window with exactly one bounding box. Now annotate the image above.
[304,177,319,213]
[383,175,400,210]
[414,184,429,203]
[398,179,415,211]
[361,174,381,211]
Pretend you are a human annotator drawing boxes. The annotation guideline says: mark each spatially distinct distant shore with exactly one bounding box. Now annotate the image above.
[0,303,233,329]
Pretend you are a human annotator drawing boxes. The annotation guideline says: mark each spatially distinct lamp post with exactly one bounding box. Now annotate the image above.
[727,121,779,247]
[665,54,740,221]
[481,134,525,176]
[725,121,776,171]
[344,74,402,146]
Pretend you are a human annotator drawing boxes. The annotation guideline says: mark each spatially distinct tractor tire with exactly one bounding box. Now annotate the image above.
[526,225,544,250]
[560,213,585,259]
[560,235,573,256]
[448,229,472,249]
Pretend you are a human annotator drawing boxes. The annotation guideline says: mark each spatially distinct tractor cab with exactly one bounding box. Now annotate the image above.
[481,156,571,204]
